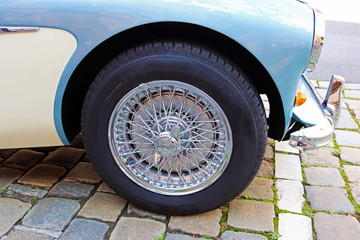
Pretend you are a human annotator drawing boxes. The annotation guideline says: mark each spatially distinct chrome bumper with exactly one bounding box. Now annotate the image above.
[289,75,345,150]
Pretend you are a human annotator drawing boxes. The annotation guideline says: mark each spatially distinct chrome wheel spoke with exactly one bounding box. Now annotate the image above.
[109,80,232,195]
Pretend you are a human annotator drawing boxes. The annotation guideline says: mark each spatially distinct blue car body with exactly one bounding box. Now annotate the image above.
[0,0,314,145]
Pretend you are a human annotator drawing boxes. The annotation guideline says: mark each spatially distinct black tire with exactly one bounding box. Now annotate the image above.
[81,41,267,215]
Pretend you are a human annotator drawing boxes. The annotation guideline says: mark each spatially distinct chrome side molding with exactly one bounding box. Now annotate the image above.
[0,27,40,33]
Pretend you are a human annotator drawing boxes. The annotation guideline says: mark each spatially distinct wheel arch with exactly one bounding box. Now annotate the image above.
[61,22,285,142]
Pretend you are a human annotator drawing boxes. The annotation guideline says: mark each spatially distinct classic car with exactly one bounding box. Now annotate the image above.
[0,0,343,214]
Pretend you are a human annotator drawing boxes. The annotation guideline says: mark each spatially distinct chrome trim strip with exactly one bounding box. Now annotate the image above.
[0,27,40,33]
[289,74,345,150]
[307,9,325,71]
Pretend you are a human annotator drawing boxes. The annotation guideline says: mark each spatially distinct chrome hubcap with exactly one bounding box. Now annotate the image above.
[108,80,232,195]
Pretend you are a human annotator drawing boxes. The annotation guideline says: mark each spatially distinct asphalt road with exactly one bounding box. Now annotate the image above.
[308,20,360,83]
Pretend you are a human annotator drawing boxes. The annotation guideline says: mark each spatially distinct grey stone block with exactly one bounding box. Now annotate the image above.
[304,167,345,187]
[4,230,52,240]
[49,180,94,199]
[0,198,31,237]
[0,167,23,189]
[22,198,80,231]
[275,141,299,154]
[241,177,273,200]
[256,160,274,177]
[3,149,45,170]
[168,209,222,236]
[314,212,360,240]
[8,184,47,198]
[42,147,84,168]
[165,234,199,240]
[344,83,360,90]
[336,110,359,129]
[60,219,109,240]
[349,183,360,205]
[305,186,355,213]
[354,109,360,119]
[228,199,275,232]
[14,225,62,238]
[344,165,360,182]
[275,154,302,181]
[109,217,166,240]
[276,180,304,213]
[278,213,312,240]
[17,164,66,188]
[344,90,360,99]
[301,148,340,168]
[335,130,360,147]
[344,99,360,110]
[97,182,115,194]
[221,231,267,240]
[127,203,166,221]
[340,147,360,165]
[78,192,126,222]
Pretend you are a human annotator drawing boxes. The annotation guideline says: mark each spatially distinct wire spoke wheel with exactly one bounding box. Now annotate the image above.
[108,80,232,195]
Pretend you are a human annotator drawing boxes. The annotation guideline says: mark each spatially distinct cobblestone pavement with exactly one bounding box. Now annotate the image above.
[1,82,360,240]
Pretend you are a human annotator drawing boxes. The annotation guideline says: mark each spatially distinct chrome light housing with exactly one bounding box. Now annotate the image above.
[307,9,325,71]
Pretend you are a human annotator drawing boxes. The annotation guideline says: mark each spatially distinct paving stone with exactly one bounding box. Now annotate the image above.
[344,98,360,110]
[97,182,116,194]
[349,183,360,205]
[310,79,318,87]
[22,198,80,231]
[42,147,84,168]
[65,162,101,184]
[14,225,62,238]
[0,167,23,189]
[228,199,275,232]
[165,233,198,240]
[3,149,45,170]
[278,213,312,240]
[256,160,274,177]
[344,83,360,90]
[275,141,299,154]
[17,164,66,188]
[78,192,126,222]
[336,110,359,129]
[0,198,31,237]
[127,203,166,221]
[276,180,304,213]
[275,154,302,181]
[354,109,360,119]
[4,230,52,240]
[83,154,90,162]
[317,80,330,89]
[317,88,327,98]
[48,180,94,199]
[241,177,273,200]
[305,186,355,213]
[335,130,360,147]
[110,217,166,240]
[221,231,267,240]
[70,133,84,149]
[60,218,109,240]
[7,184,47,198]
[344,90,360,99]
[264,146,274,159]
[340,147,360,165]
[301,148,340,167]
[0,149,18,158]
[304,167,345,187]
[343,165,360,182]
[314,212,360,240]
[168,209,222,236]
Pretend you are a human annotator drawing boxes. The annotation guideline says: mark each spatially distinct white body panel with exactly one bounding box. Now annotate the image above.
[0,28,76,149]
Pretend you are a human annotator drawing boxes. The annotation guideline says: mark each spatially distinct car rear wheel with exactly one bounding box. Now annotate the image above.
[81,41,267,214]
